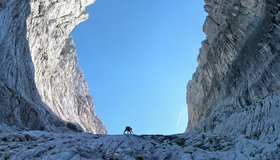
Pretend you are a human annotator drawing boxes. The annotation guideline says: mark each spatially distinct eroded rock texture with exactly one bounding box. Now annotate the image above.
[27,0,106,134]
[1,0,280,159]
[2,131,280,159]
[0,0,106,134]
[187,0,280,141]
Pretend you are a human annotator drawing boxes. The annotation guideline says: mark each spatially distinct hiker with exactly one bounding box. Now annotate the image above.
[123,126,133,134]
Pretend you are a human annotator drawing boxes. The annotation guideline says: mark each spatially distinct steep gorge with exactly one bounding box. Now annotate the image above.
[0,0,280,159]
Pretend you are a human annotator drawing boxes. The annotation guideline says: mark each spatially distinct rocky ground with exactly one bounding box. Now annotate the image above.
[0,131,279,160]
[1,0,280,159]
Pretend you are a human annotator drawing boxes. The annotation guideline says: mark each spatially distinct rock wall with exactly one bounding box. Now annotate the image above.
[0,0,106,134]
[0,0,62,132]
[187,0,280,141]
[27,0,106,134]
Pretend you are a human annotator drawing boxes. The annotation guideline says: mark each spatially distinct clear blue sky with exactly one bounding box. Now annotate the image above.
[71,0,206,135]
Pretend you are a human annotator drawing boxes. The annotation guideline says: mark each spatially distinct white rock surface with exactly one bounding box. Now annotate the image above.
[27,0,106,134]
[1,0,280,159]
[1,131,280,160]
[187,0,280,141]
[0,0,106,133]
[0,0,65,132]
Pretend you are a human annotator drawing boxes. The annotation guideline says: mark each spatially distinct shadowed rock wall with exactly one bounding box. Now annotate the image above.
[0,0,66,132]
[187,0,280,141]
[0,0,106,134]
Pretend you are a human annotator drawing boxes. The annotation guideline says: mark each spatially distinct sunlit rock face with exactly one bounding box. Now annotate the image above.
[0,0,65,132]
[187,0,280,140]
[27,0,106,134]
[0,0,106,134]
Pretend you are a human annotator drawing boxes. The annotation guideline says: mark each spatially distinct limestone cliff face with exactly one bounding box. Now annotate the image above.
[0,0,106,134]
[0,0,62,132]
[187,0,280,140]
[27,0,106,134]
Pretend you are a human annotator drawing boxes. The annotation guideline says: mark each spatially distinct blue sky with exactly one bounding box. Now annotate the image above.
[71,0,206,135]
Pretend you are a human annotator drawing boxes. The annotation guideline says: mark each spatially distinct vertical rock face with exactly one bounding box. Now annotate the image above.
[0,0,64,132]
[27,0,106,134]
[0,0,106,134]
[187,0,280,140]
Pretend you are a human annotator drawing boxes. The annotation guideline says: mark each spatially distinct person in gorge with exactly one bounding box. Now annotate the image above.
[123,126,133,134]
